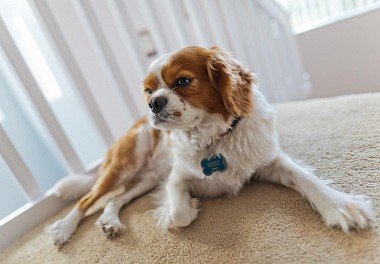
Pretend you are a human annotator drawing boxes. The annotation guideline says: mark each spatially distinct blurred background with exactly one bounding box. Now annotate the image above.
[0,0,379,248]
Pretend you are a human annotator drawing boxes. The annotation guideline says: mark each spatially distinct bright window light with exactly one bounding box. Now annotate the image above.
[11,14,63,101]
[276,0,380,31]
[0,0,63,101]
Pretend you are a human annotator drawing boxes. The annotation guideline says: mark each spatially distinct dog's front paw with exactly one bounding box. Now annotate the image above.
[153,202,173,230]
[96,213,124,238]
[320,193,375,232]
[170,198,199,227]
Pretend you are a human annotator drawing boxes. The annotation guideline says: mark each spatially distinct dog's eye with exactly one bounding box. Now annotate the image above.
[145,88,153,95]
[175,78,191,88]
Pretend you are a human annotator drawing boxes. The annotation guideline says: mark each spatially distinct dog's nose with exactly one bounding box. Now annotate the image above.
[149,96,168,114]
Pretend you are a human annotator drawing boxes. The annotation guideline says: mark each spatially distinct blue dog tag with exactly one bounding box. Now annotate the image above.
[201,154,227,176]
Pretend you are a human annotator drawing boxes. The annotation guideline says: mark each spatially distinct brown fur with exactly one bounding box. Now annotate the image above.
[151,128,161,151]
[145,46,255,120]
[173,111,182,117]
[143,72,159,100]
[76,116,148,212]
[161,47,229,118]
[207,46,256,117]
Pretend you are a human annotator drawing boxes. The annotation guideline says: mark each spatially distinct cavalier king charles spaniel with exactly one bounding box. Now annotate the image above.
[47,46,374,247]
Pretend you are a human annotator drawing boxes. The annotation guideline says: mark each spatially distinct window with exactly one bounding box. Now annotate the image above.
[0,0,111,221]
[276,0,380,31]
[0,0,107,168]
[0,51,67,219]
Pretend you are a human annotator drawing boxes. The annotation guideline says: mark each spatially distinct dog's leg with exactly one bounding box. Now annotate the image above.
[155,167,199,229]
[46,117,150,246]
[96,173,159,238]
[46,164,126,247]
[256,153,375,231]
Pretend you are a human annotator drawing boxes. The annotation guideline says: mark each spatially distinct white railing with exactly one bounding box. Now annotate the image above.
[0,0,308,249]
[276,0,380,30]
[0,17,84,172]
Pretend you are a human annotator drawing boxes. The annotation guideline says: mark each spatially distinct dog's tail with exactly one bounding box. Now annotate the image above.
[53,174,96,201]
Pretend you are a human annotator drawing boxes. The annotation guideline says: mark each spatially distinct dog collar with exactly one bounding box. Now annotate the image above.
[201,117,242,176]
[219,117,242,138]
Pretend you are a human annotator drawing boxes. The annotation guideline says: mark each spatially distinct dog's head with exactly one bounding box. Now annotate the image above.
[143,46,255,130]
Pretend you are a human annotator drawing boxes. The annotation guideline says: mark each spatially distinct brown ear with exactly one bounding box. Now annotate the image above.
[207,47,256,117]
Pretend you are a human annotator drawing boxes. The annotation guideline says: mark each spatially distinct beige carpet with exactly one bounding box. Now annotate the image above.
[1,93,379,264]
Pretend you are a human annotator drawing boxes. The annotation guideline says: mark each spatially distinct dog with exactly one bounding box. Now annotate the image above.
[47,46,374,247]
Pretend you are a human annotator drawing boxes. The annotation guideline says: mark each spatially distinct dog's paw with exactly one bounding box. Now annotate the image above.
[45,218,76,247]
[153,202,173,230]
[170,198,199,227]
[320,193,375,232]
[96,213,124,238]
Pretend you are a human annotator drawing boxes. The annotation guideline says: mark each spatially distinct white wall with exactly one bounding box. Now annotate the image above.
[296,8,380,99]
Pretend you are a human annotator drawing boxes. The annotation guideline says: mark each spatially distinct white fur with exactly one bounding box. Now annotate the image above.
[255,153,375,231]
[151,88,375,231]
[148,56,206,132]
[148,51,174,78]
[149,88,204,131]
[53,174,96,201]
[45,207,83,247]
[96,172,161,237]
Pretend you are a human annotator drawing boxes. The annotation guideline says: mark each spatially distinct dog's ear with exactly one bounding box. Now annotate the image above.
[207,46,256,117]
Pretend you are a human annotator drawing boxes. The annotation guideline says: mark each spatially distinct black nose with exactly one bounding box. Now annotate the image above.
[149,96,168,114]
